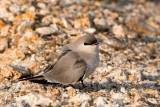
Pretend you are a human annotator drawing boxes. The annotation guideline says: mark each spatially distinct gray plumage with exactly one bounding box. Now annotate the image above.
[19,35,99,85]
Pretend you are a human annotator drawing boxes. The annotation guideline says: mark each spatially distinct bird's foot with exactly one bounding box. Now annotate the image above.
[81,80,87,88]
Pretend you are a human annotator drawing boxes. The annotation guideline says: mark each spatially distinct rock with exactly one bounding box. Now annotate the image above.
[15,60,41,74]
[81,101,90,107]
[8,64,31,77]
[106,69,127,81]
[37,3,46,9]
[130,88,141,102]
[146,98,159,105]
[120,86,127,93]
[36,27,58,35]
[111,92,130,104]
[3,48,25,60]
[84,28,96,34]
[72,17,91,29]
[66,87,77,99]
[94,18,109,31]
[42,15,53,25]
[112,25,125,38]
[0,25,10,37]
[14,12,35,23]
[40,9,50,15]
[0,37,8,52]
[52,17,72,29]
[0,54,13,64]
[0,19,10,37]
[146,20,160,29]
[17,21,34,34]
[0,63,22,81]
[69,93,91,103]
[143,89,159,97]
[16,93,53,106]
[126,20,160,36]
[18,31,44,52]
[96,97,107,107]
[9,4,20,13]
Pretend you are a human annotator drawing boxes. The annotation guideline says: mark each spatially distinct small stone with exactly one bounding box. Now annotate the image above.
[17,21,34,34]
[84,28,96,34]
[66,87,77,98]
[36,27,58,35]
[18,31,44,52]
[120,86,127,93]
[37,3,46,9]
[42,15,53,25]
[0,19,10,37]
[9,4,20,13]
[81,101,90,107]
[69,93,91,103]
[112,92,130,104]
[96,97,107,107]
[110,12,119,18]
[112,25,125,38]
[94,18,109,31]
[17,60,41,73]
[0,25,10,37]
[16,93,53,106]
[130,88,141,102]
[146,98,159,105]
[3,48,25,60]
[0,63,22,81]
[144,89,159,97]
[128,75,136,81]
[0,37,8,52]
[146,20,160,29]
[40,9,50,15]
[0,54,13,64]
[14,12,35,22]
[52,17,72,29]
[72,17,90,29]
[8,64,31,77]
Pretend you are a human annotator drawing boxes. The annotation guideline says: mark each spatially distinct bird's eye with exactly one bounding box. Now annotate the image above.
[84,42,88,45]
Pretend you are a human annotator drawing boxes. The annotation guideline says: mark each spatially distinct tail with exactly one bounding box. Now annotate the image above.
[18,75,44,81]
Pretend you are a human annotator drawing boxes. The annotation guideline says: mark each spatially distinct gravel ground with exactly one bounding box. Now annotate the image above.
[0,0,160,106]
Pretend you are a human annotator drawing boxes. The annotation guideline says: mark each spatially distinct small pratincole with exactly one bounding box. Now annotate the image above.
[19,35,100,87]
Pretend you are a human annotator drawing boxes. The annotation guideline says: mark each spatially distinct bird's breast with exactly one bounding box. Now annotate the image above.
[83,52,99,79]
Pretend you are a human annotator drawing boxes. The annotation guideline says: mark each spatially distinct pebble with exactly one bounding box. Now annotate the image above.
[0,37,8,52]
[94,18,109,31]
[36,27,58,35]
[84,28,96,34]
[112,25,125,38]
[37,3,46,9]
[96,97,107,107]
[16,93,53,106]
[69,93,91,103]
[17,21,34,34]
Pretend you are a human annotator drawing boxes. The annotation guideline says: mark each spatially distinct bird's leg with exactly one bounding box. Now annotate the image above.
[81,80,86,88]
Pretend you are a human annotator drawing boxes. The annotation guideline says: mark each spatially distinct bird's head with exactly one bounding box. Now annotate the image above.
[75,35,99,54]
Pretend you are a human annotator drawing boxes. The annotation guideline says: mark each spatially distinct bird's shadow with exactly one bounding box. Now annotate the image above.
[29,74,160,92]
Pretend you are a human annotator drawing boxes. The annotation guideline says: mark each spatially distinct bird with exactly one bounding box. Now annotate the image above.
[19,35,100,87]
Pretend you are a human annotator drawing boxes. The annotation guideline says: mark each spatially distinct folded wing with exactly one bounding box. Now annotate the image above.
[43,51,87,85]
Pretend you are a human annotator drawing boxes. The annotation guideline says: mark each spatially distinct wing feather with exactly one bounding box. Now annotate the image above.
[43,50,87,84]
